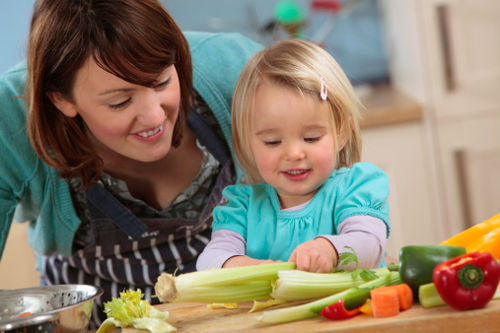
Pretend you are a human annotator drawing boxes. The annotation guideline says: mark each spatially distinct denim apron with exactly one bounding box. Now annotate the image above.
[41,110,233,328]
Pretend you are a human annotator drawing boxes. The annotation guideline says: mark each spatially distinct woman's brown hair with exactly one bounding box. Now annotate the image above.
[26,0,192,189]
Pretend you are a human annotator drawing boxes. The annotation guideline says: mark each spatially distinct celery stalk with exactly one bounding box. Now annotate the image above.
[165,281,272,303]
[155,262,295,303]
[418,283,445,308]
[258,271,401,324]
[96,289,175,333]
[272,267,391,301]
[419,281,500,308]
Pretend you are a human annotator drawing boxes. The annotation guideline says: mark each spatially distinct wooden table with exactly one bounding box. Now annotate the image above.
[154,299,500,333]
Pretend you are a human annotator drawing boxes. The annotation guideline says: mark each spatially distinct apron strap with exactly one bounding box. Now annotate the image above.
[187,108,230,165]
[85,182,148,240]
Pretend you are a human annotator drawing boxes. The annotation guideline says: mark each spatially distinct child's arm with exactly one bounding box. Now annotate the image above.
[322,215,387,270]
[196,229,246,271]
[327,163,389,269]
[223,255,279,268]
[288,216,387,272]
[196,229,280,270]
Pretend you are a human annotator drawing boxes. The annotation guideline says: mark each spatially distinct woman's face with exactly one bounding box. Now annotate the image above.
[53,57,181,164]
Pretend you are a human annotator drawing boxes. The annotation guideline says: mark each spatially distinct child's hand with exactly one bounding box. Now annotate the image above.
[222,255,281,268]
[288,237,338,273]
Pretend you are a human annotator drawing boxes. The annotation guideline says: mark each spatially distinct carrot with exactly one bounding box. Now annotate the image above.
[390,283,413,311]
[370,286,400,318]
[369,283,413,318]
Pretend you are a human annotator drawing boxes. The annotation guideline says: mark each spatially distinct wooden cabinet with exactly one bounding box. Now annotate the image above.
[362,121,439,258]
[419,0,500,117]
[381,0,500,241]
[359,85,439,257]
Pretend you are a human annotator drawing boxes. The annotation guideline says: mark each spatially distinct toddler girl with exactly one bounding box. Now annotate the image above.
[197,39,389,273]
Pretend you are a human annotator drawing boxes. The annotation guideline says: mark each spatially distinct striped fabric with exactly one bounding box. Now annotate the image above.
[41,103,233,329]
[42,225,212,328]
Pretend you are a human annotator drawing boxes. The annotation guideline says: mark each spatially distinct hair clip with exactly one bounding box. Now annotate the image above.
[320,78,328,101]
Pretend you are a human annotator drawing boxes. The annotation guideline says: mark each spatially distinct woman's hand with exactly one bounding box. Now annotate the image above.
[288,237,338,273]
[222,255,281,268]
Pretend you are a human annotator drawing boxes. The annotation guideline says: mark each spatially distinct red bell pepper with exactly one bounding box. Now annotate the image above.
[320,299,361,320]
[432,251,500,310]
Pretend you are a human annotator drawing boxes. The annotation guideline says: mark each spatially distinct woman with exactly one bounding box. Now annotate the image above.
[0,0,261,326]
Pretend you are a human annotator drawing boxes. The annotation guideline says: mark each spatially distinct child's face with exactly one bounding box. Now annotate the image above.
[249,80,337,208]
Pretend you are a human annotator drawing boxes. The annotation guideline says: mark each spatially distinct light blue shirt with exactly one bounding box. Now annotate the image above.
[212,162,390,262]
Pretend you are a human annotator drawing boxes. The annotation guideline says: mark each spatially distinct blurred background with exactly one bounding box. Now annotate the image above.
[1,0,499,288]
[165,0,390,86]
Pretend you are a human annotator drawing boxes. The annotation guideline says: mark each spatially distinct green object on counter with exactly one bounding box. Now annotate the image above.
[418,282,446,308]
[275,0,305,24]
[399,245,466,296]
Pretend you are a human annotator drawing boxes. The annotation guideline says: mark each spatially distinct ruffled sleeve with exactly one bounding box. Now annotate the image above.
[332,162,390,236]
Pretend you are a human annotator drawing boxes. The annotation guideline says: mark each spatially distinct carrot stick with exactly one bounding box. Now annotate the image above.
[370,286,400,318]
[390,283,413,311]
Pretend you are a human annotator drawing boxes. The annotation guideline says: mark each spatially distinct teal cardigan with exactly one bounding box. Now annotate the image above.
[0,32,262,260]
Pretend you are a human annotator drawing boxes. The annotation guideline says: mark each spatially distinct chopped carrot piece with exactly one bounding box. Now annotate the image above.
[370,286,400,318]
[390,283,413,311]
[18,312,32,318]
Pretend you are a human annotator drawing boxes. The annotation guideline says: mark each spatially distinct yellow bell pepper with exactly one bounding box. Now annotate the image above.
[466,228,500,260]
[440,213,500,248]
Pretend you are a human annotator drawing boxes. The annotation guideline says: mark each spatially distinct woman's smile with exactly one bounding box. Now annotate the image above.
[134,121,166,141]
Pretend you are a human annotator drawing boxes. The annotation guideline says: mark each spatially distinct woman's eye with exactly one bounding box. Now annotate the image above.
[305,137,321,143]
[155,78,171,89]
[109,98,132,109]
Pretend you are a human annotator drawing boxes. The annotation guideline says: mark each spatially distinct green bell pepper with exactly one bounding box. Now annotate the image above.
[399,245,466,296]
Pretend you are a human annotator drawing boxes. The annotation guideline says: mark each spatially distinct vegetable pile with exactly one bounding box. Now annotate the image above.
[147,212,500,327]
[418,212,500,309]
[154,247,404,324]
[398,244,466,296]
[96,289,176,333]
[258,270,402,324]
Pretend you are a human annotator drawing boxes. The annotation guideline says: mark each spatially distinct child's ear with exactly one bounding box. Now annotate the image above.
[337,135,348,152]
[46,91,78,118]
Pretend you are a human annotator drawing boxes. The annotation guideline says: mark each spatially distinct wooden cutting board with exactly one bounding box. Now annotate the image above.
[154,299,500,333]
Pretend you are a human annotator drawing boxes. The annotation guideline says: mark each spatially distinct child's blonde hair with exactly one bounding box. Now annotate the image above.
[232,39,363,184]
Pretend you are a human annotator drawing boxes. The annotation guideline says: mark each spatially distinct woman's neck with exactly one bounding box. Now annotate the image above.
[99,127,203,210]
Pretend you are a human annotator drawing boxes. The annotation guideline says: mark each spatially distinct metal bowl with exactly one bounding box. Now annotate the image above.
[0,284,103,333]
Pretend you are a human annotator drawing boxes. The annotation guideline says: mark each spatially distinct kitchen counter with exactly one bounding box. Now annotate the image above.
[359,84,423,129]
[153,299,500,333]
